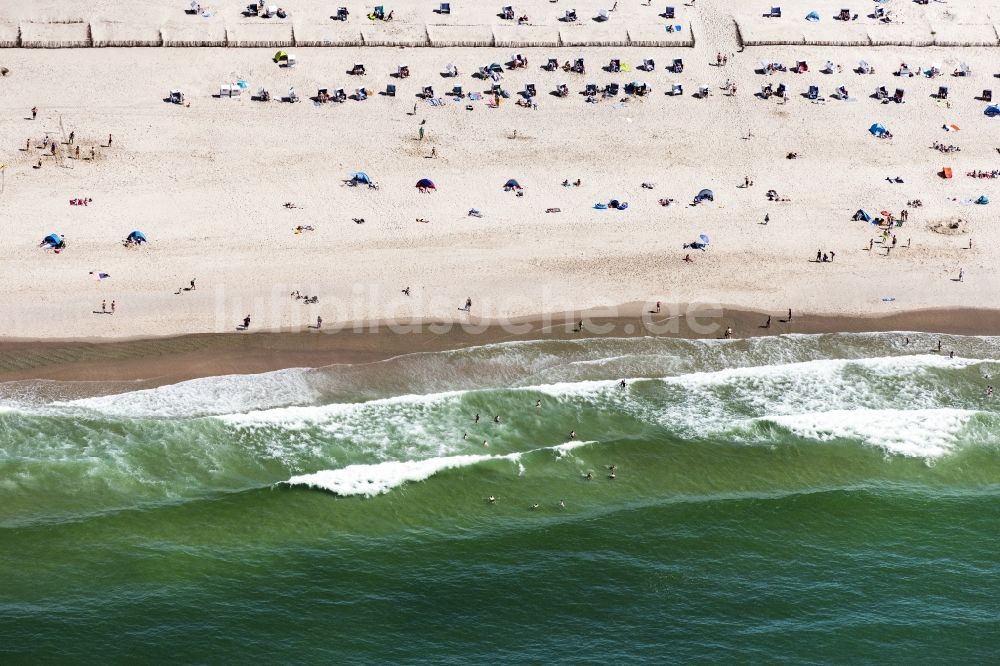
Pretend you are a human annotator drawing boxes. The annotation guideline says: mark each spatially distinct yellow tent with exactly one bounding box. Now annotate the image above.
[273,50,288,62]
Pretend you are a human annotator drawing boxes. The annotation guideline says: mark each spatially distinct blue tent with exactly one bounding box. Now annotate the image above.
[43,233,62,246]
[805,10,820,21]
[504,179,521,189]
[127,230,147,243]
[350,171,371,184]
[852,209,872,222]
[699,233,710,244]
[869,123,887,136]
[976,195,989,205]
[416,178,436,189]
[695,188,714,201]
[986,105,1000,117]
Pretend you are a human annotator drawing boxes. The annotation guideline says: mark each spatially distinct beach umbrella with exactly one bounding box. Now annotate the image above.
[699,234,710,245]
[416,178,436,189]
[695,188,714,201]
[44,233,62,245]
[351,171,371,184]
[869,123,887,136]
[127,230,147,243]
[805,10,820,21]
[503,179,521,189]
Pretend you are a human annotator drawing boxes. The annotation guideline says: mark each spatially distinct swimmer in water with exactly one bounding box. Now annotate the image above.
[987,386,994,397]
[463,432,468,440]
[584,472,593,480]
[475,413,480,424]
[609,471,616,480]
[530,503,539,510]
[483,440,489,447]
[559,500,565,509]
[569,430,576,439]
[488,495,496,504]
[494,415,501,423]
[619,379,627,389]
[535,400,541,408]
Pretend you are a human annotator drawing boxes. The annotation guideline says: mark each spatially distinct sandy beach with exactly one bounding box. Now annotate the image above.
[1,0,999,341]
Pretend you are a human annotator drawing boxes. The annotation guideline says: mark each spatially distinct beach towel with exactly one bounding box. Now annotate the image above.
[594,203,608,209]
[469,92,482,100]
[620,63,632,73]
[429,98,444,106]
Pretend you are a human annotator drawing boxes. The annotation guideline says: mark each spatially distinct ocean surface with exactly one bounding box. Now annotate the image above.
[1,332,998,663]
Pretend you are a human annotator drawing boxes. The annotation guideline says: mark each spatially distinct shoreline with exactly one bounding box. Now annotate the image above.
[1,304,997,386]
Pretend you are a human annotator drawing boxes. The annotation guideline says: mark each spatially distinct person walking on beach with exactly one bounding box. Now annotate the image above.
[418,126,425,141]
[68,131,74,145]
[958,268,964,282]
[830,251,835,261]
[243,314,251,329]
[787,308,792,322]
[110,300,115,315]
[316,316,322,329]
[764,213,769,225]
[655,301,661,313]
[464,297,472,311]
[190,278,196,291]
[107,134,112,147]
[90,147,95,160]
[31,106,37,120]
[402,286,410,296]
[764,315,771,329]
[101,299,106,313]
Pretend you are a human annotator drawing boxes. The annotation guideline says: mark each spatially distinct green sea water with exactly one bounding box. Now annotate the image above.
[1,333,998,663]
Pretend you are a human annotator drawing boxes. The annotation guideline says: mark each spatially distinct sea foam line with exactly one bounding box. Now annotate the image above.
[284,440,592,497]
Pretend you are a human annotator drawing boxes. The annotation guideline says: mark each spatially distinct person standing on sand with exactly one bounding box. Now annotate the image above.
[464,297,472,311]
[764,213,769,225]
[419,126,424,141]
[190,278,196,291]
[655,301,661,313]
[764,315,771,328]
[69,131,74,145]
[243,314,251,329]
[75,146,80,159]
[107,134,112,147]
[90,147,95,160]
[31,107,37,120]
[101,299,106,313]
[110,300,116,314]
[316,316,322,329]
[959,268,964,282]
[787,308,792,322]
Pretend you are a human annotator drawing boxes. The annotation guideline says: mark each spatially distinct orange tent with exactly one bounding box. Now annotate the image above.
[941,167,953,179]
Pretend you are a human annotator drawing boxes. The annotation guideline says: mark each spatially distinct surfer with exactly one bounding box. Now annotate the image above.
[619,379,627,389]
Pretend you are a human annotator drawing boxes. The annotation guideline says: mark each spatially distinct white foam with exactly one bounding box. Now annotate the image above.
[764,408,977,458]
[285,440,593,496]
[63,368,320,418]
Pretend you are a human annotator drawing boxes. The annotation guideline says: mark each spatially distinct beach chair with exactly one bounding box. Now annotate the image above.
[605,83,620,97]
[875,85,888,99]
[642,59,655,72]
[287,87,300,103]
[220,84,232,97]
[698,84,709,99]
[584,83,598,96]
[422,85,434,98]
[672,58,683,73]
[795,60,807,73]
[438,2,451,14]
[983,90,993,103]
[664,6,675,19]
[501,5,514,20]
[769,6,781,18]
[556,84,569,97]
[350,63,366,75]
[937,86,948,99]
[807,85,819,100]
[893,88,904,103]
[333,88,346,102]
[374,5,385,20]
[397,65,410,78]
[573,58,585,73]
[596,8,609,21]
[316,87,329,103]
[671,83,683,96]
[355,88,368,101]
[954,63,970,77]
[835,86,848,100]
[169,89,185,104]
[897,64,911,77]
[759,84,772,99]
[609,59,621,73]
[564,9,578,22]
[545,58,559,71]
[858,60,871,74]
[837,8,850,20]
[525,84,537,98]
[451,85,464,98]
[335,7,348,20]
[775,83,786,97]
[244,3,259,16]
[823,61,835,74]
[385,83,397,97]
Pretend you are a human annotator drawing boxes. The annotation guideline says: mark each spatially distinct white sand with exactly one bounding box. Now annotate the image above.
[1,0,999,338]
